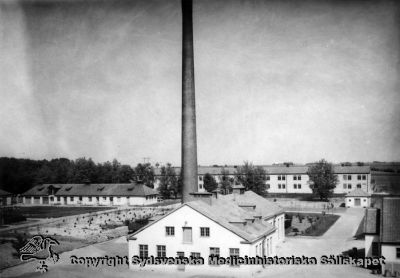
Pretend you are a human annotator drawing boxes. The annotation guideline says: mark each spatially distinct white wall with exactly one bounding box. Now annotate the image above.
[382,245,400,262]
[128,205,276,272]
[345,197,370,208]
[335,174,371,194]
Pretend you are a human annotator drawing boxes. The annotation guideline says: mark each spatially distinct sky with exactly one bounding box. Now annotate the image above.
[0,0,399,166]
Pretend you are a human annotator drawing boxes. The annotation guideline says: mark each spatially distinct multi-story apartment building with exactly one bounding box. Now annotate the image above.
[154,165,372,195]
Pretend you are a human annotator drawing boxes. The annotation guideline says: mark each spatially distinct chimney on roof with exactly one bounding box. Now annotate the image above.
[181,0,198,203]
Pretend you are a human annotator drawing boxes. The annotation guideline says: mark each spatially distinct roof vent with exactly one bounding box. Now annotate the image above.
[97,186,105,191]
[65,187,72,191]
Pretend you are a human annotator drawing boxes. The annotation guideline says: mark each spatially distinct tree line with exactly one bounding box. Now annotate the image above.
[0,157,339,201]
[0,157,152,194]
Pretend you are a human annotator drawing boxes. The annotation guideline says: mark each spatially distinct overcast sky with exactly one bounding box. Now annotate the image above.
[0,0,399,166]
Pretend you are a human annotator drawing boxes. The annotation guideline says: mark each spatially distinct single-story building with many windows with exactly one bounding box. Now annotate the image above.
[345,189,371,208]
[21,182,159,206]
[127,188,284,273]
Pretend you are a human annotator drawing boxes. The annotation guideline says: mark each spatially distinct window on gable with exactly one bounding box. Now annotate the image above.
[139,245,148,258]
[200,227,210,237]
[182,227,192,243]
[166,226,175,236]
[157,245,166,257]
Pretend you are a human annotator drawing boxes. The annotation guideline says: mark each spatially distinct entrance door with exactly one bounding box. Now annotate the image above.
[355,198,361,206]
[110,197,114,205]
[42,197,49,204]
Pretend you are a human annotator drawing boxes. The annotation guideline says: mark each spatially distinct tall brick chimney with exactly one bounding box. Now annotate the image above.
[181,0,198,203]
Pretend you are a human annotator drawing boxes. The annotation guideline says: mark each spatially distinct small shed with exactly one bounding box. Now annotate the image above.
[345,189,371,208]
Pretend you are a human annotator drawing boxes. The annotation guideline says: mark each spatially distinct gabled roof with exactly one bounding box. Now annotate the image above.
[129,191,282,244]
[381,197,400,243]
[22,183,157,197]
[219,190,284,220]
[346,189,370,197]
[364,208,378,234]
[0,189,12,196]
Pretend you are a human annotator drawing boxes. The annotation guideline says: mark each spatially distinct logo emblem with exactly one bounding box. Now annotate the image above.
[19,235,60,273]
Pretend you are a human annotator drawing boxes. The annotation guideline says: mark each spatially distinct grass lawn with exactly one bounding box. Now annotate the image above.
[15,206,114,218]
[286,212,340,236]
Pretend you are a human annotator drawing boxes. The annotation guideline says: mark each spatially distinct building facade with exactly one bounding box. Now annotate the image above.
[154,165,372,195]
[128,189,284,273]
[345,189,371,208]
[21,183,158,206]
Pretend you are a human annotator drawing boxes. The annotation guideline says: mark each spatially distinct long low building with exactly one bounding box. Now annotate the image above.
[154,165,372,195]
[21,182,159,206]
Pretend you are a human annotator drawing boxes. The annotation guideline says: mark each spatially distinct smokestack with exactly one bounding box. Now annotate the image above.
[181,0,198,203]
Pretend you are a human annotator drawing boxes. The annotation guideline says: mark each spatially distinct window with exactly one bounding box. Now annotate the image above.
[200,227,210,237]
[294,184,297,189]
[278,184,281,189]
[266,175,270,181]
[348,175,352,180]
[357,175,362,180]
[362,175,366,180]
[157,245,166,257]
[139,245,148,258]
[182,227,192,243]
[266,184,270,189]
[298,175,301,181]
[79,196,82,201]
[70,197,74,201]
[293,175,297,180]
[357,184,361,189]
[348,184,352,189]
[103,197,107,200]
[229,248,239,257]
[50,197,54,201]
[57,197,61,201]
[199,184,203,189]
[88,197,92,202]
[190,252,201,258]
[282,184,286,189]
[177,251,185,258]
[199,176,203,181]
[165,226,175,236]
[298,184,301,189]
[396,248,400,258]
[210,247,220,257]
[343,175,347,180]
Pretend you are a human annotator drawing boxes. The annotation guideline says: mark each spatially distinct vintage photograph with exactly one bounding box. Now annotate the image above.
[0,0,399,277]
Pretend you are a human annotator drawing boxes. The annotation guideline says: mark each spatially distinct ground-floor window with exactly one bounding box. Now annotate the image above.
[396,247,400,258]
[209,247,220,257]
[139,245,148,258]
[156,245,166,257]
[190,252,201,258]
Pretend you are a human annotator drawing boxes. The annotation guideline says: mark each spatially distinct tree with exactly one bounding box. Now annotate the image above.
[158,163,178,199]
[220,168,232,194]
[133,163,155,188]
[235,161,267,196]
[307,159,338,200]
[203,173,218,192]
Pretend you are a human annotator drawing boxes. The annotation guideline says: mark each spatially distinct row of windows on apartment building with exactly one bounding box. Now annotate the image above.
[342,184,364,189]
[343,174,367,181]
[165,226,210,241]
[138,245,240,259]
[266,184,302,190]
